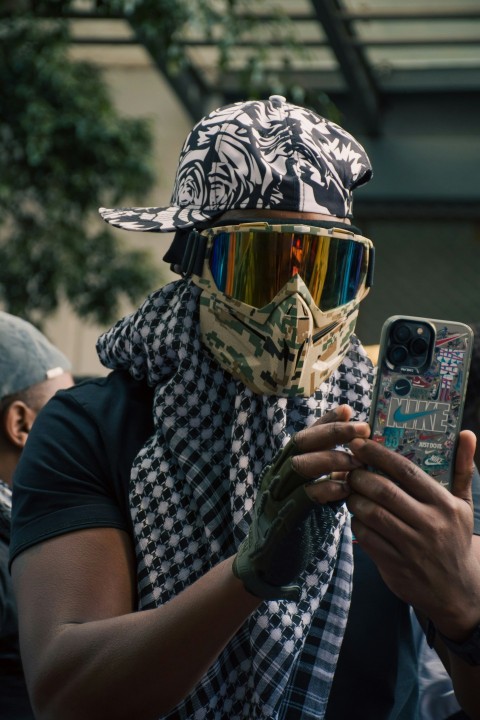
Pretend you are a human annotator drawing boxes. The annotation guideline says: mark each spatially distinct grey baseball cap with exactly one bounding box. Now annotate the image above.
[0,312,71,400]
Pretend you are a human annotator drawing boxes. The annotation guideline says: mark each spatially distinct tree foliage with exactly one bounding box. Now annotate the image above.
[0,12,158,326]
[0,0,337,326]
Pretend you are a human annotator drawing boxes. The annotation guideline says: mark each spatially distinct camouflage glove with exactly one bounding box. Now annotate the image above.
[233,436,330,601]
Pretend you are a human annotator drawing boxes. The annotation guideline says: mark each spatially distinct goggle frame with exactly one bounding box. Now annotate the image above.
[181,221,375,320]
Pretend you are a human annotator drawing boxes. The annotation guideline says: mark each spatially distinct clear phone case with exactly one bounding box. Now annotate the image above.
[370,316,474,489]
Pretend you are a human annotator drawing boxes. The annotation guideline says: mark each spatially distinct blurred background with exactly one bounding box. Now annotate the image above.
[1,0,479,376]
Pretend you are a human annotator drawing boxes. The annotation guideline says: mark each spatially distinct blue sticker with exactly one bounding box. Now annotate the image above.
[383,426,404,449]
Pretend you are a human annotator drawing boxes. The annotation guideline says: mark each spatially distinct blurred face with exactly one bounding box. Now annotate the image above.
[31,372,75,413]
[43,372,75,397]
[0,372,74,481]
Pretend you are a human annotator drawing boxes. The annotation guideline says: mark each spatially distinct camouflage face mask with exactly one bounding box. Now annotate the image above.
[189,222,374,396]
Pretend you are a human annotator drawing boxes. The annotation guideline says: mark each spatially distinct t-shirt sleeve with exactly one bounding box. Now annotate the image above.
[10,377,137,565]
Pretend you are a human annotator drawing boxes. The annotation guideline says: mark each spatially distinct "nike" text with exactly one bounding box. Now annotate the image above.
[387,398,450,433]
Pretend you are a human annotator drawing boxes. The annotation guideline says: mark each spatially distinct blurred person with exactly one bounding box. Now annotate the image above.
[9,96,480,720]
[411,321,479,720]
[0,312,73,719]
[412,605,471,720]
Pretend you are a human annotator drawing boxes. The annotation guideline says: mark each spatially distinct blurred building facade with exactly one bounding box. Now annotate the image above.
[42,5,480,376]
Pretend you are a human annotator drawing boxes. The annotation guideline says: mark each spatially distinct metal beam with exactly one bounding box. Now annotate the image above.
[344,8,480,21]
[127,20,212,123]
[71,35,480,49]
[309,0,382,136]
[218,67,480,95]
[56,7,480,22]
[174,36,480,49]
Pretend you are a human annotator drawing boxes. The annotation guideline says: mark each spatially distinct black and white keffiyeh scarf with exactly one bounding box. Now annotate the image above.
[97,279,374,719]
[0,479,12,543]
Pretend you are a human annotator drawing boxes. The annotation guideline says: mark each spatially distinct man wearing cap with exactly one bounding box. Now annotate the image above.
[0,312,73,719]
[9,97,480,720]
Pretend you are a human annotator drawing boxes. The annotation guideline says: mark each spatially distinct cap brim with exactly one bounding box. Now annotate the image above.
[99,205,219,233]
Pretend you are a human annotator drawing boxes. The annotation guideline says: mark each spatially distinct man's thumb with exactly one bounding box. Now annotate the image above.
[451,430,476,500]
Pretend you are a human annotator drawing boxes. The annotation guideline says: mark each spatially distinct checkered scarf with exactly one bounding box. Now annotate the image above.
[0,478,12,542]
[97,279,374,719]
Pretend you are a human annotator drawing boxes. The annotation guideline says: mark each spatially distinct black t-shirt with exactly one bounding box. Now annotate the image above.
[0,533,35,720]
[10,371,480,720]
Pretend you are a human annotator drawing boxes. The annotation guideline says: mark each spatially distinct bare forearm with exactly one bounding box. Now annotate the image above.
[425,621,480,720]
[430,611,480,720]
[29,558,260,720]
[448,657,480,720]
[414,536,480,720]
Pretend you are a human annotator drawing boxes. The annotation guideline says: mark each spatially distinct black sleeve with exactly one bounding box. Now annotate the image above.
[10,371,154,565]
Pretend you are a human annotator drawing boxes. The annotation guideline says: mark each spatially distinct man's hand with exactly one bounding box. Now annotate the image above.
[233,405,370,600]
[347,431,480,641]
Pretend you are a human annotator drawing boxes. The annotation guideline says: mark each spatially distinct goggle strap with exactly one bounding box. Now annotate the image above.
[210,217,364,235]
[366,246,375,288]
[181,230,207,277]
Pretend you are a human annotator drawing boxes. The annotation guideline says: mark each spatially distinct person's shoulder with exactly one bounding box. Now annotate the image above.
[39,370,155,452]
[71,369,150,395]
[60,370,154,416]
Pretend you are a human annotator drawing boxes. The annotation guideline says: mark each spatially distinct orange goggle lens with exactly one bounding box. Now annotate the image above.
[208,227,372,310]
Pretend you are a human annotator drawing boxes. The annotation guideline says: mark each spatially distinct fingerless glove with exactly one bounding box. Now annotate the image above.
[233,437,331,601]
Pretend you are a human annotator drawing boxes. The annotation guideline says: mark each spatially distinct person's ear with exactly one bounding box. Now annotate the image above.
[2,401,37,449]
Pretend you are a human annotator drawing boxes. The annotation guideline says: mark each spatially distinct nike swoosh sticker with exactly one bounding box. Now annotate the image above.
[393,408,437,423]
[424,455,447,467]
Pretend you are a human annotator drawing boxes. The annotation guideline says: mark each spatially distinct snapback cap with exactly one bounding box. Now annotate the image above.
[0,312,71,400]
[99,95,372,234]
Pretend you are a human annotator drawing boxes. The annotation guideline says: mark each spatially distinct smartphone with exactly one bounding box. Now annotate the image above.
[369,316,474,489]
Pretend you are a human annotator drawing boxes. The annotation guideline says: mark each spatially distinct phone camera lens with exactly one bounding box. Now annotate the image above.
[387,344,408,366]
[392,323,411,344]
[410,337,428,356]
[410,355,424,367]
[385,320,433,372]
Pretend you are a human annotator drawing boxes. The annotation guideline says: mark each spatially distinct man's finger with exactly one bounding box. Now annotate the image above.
[348,437,439,502]
[451,430,476,501]
[305,473,351,504]
[294,416,370,455]
[312,404,353,426]
[292,448,363,479]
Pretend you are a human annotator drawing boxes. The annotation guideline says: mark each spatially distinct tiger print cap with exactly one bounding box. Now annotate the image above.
[99,95,372,233]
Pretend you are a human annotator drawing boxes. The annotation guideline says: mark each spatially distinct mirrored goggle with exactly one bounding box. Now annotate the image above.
[186,223,374,311]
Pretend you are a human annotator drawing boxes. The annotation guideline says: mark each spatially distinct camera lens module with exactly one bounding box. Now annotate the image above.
[385,318,434,371]
[410,336,428,356]
[387,344,408,366]
[392,323,411,344]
